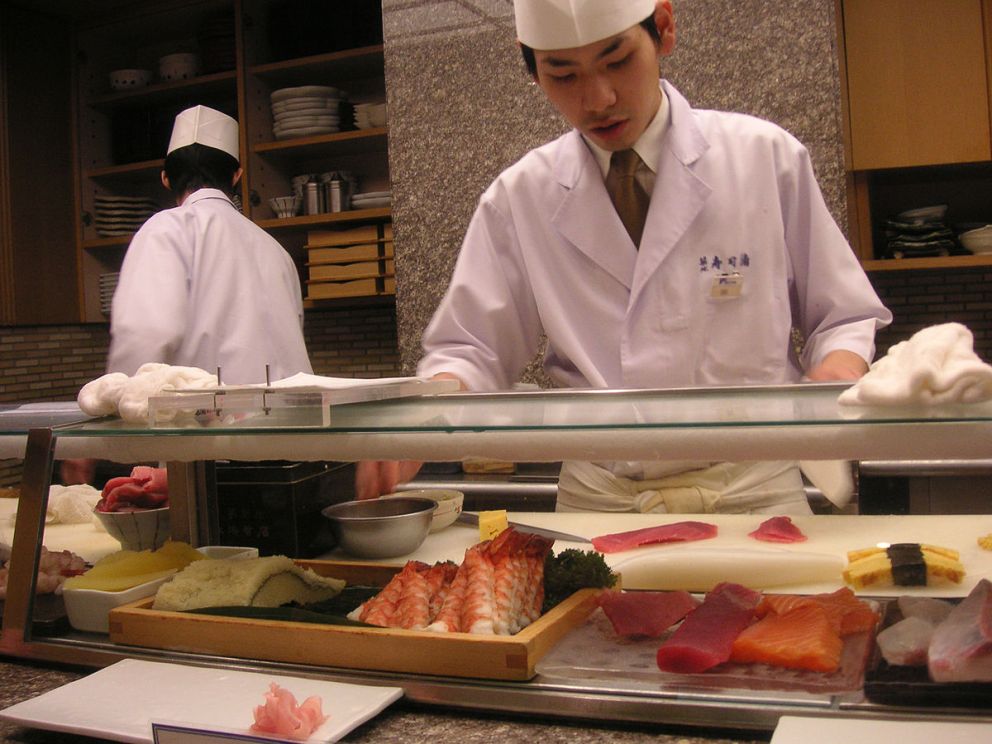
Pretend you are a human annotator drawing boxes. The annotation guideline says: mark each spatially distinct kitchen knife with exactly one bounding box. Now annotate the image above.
[456,511,591,543]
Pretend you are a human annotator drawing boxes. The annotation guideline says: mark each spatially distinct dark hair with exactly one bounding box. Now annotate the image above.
[520,16,661,77]
[163,143,240,198]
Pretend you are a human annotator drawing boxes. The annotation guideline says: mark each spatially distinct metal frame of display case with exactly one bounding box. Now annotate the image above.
[3,385,992,731]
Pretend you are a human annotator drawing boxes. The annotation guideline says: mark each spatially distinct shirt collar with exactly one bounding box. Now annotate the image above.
[583,83,669,179]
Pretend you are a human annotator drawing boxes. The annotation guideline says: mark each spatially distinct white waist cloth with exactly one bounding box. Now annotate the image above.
[556,460,811,515]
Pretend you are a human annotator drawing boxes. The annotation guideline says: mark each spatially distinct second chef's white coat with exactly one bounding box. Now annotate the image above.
[108,189,312,384]
[418,82,891,393]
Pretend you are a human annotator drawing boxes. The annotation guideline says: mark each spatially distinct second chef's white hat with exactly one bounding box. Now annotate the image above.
[166,105,240,162]
[514,0,656,50]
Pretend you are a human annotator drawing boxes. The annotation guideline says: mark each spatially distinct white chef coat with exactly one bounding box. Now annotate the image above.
[417,81,892,511]
[108,188,312,384]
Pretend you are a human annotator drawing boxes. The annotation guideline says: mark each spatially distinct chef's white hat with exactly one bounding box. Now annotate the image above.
[166,105,240,162]
[514,0,656,50]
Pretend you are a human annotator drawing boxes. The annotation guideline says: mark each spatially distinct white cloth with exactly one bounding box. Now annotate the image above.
[418,81,891,392]
[108,189,312,385]
[9,485,101,526]
[79,362,218,423]
[556,460,811,515]
[838,323,992,406]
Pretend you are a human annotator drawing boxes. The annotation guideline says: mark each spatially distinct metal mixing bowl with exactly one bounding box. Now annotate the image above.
[321,497,436,559]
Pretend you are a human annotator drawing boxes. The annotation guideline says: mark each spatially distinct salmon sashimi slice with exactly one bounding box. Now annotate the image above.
[731,603,843,673]
[656,582,761,673]
[757,587,879,636]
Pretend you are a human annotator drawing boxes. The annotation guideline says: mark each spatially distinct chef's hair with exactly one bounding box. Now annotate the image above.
[520,15,660,78]
[163,143,240,198]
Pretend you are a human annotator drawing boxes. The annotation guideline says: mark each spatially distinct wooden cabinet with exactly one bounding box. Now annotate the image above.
[841,0,992,171]
[0,5,77,324]
[72,0,390,323]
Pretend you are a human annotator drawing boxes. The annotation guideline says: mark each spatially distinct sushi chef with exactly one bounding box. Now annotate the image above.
[357,0,891,513]
[107,104,311,383]
[61,105,312,486]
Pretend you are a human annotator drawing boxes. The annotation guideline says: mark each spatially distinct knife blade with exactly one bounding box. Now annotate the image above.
[456,511,591,543]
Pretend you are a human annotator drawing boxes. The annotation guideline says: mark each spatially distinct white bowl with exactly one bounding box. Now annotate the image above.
[960,225,992,254]
[63,545,258,633]
[268,194,301,219]
[897,204,948,224]
[93,507,170,551]
[385,489,463,532]
[158,53,199,81]
[109,68,152,91]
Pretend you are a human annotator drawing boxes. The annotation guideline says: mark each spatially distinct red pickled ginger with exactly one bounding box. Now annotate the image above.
[250,682,327,741]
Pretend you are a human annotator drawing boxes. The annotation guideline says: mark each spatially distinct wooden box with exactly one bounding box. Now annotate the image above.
[108,561,600,681]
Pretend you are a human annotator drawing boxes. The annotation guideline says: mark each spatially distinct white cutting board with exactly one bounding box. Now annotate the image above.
[772,715,992,743]
[322,513,992,597]
[0,659,403,743]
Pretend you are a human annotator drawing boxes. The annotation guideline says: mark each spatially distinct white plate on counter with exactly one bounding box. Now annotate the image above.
[0,658,403,743]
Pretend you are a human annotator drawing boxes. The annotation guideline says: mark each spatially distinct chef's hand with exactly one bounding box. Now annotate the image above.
[353,373,466,499]
[59,458,97,486]
[355,460,424,499]
[806,350,869,382]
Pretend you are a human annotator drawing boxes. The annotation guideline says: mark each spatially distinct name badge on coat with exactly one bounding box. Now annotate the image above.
[709,272,743,300]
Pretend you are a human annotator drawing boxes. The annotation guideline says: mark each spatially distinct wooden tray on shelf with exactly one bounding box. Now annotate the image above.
[108,561,600,681]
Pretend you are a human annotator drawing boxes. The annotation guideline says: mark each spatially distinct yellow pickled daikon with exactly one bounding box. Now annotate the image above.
[63,540,206,592]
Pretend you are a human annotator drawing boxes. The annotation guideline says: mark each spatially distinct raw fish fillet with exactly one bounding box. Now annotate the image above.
[592,521,718,554]
[897,595,953,626]
[928,578,992,682]
[730,603,843,673]
[757,588,879,636]
[599,590,699,638]
[876,615,934,667]
[748,516,806,543]
[656,582,761,673]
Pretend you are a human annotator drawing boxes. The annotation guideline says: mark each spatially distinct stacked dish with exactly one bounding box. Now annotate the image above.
[351,190,392,210]
[270,85,343,140]
[93,195,159,238]
[354,101,387,129]
[99,273,120,315]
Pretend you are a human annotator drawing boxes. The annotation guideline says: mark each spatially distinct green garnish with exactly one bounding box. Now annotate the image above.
[542,548,617,613]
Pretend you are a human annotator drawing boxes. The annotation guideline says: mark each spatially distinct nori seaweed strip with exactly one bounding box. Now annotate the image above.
[888,543,926,586]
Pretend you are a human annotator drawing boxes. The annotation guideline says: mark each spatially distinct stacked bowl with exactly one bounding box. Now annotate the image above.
[354,102,387,129]
[270,85,343,140]
[99,272,120,315]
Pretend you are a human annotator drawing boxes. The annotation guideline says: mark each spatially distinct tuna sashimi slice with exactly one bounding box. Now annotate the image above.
[656,582,761,673]
[730,603,843,672]
[748,516,807,543]
[592,521,718,554]
[928,578,992,683]
[598,590,699,639]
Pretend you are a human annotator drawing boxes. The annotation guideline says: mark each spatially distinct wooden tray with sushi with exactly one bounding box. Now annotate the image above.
[108,561,601,681]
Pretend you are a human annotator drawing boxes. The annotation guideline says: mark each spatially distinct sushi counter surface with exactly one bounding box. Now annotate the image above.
[0,660,765,744]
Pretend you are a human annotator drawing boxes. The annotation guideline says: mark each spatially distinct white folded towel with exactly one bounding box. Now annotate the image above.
[838,323,992,406]
[78,363,218,423]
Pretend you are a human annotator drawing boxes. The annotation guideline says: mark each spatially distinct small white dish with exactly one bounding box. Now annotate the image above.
[384,489,463,532]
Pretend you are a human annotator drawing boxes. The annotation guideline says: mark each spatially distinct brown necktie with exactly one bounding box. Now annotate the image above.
[605,149,649,247]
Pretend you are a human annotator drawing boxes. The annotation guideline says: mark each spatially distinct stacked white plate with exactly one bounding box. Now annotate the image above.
[270,85,344,140]
[93,195,159,238]
[351,190,392,209]
[99,272,120,315]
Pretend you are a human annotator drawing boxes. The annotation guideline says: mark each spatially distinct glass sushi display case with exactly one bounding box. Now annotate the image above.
[2,383,992,732]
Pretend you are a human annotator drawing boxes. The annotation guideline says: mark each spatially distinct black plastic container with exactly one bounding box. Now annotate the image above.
[212,461,354,558]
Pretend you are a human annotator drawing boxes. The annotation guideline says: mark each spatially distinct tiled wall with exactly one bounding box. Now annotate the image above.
[0,305,400,486]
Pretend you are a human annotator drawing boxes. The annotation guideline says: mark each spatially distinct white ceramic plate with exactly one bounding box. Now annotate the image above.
[275,110,341,121]
[271,85,340,101]
[274,115,340,127]
[94,195,159,205]
[272,98,340,110]
[350,197,391,209]
[273,125,339,139]
[0,658,403,743]
[352,191,392,200]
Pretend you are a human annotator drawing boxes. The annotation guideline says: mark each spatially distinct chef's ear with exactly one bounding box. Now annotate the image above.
[160,170,170,190]
[655,0,676,57]
[231,167,243,187]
